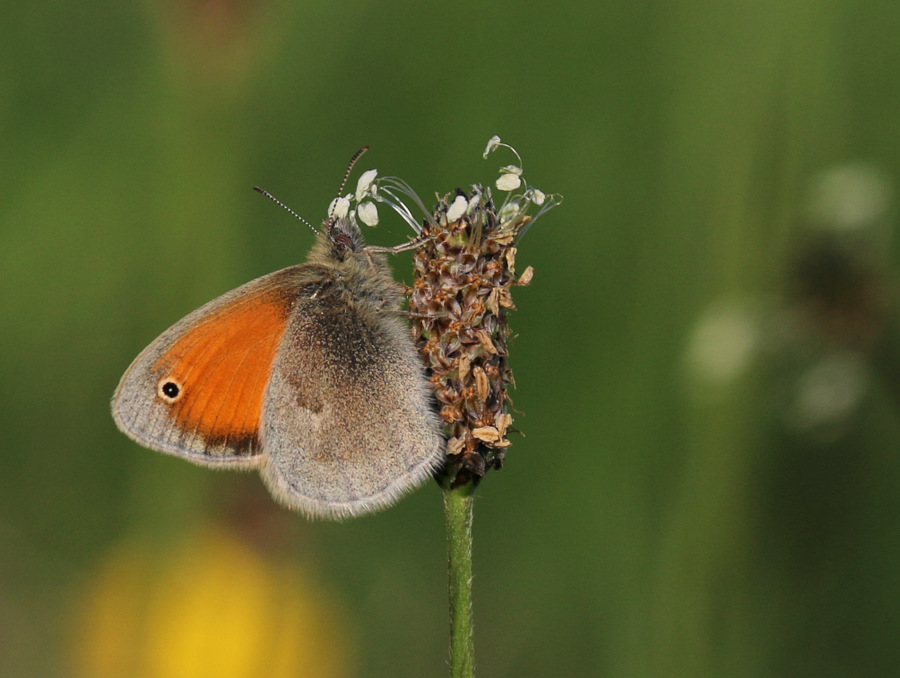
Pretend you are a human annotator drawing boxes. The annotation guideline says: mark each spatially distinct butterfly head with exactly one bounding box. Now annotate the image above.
[318,190,368,265]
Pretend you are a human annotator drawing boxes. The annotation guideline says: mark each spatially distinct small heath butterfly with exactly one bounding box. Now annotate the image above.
[112,150,444,519]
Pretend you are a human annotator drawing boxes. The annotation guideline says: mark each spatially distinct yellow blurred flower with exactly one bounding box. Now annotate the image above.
[71,525,353,678]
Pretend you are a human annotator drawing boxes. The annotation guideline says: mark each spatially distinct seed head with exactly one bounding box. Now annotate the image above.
[406,138,559,488]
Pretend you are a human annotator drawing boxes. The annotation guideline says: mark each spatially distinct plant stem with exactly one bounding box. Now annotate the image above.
[444,484,476,678]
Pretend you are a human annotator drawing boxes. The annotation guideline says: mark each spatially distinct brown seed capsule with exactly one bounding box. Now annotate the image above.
[473,367,490,402]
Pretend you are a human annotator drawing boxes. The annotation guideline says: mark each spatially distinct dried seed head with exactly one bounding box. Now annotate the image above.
[409,203,522,486]
[405,141,560,487]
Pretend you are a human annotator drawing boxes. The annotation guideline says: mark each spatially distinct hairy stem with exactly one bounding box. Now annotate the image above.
[444,484,476,678]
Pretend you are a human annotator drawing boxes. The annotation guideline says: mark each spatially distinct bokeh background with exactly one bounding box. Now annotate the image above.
[4,1,900,676]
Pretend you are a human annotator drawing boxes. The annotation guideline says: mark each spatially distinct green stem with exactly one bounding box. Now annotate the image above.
[444,484,476,678]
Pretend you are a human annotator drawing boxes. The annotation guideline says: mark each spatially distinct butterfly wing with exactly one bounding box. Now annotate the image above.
[112,266,304,466]
[260,291,445,519]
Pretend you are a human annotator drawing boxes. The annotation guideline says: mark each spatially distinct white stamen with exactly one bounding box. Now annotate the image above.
[357,201,379,226]
[467,189,483,214]
[329,196,351,219]
[528,187,546,205]
[446,195,468,222]
[355,169,379,201]
[496,173,522,191]
[483,135,502,158]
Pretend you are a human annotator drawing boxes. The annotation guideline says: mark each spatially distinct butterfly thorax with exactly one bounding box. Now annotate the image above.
[304,226,400,315]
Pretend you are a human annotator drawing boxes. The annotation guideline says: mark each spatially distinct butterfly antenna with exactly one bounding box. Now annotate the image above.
[337,146,369,196]
[253,186,320,235]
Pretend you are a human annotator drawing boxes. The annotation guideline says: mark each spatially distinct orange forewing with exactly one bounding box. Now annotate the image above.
[152,288,291,448]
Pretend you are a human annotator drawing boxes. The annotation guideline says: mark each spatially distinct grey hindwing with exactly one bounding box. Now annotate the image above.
[260,292,445,518]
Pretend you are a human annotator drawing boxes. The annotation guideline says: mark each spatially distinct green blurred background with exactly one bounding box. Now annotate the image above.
[4,1,900,676]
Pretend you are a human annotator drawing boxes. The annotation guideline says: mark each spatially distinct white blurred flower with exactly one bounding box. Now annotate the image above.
[684,300,759,385]
[808,163,892,232]
[788,352,868,430]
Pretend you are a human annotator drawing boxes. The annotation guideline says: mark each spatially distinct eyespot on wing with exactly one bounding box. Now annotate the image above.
[112,269,302,462]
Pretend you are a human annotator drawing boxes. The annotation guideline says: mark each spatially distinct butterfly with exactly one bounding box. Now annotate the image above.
[112,149,444,519]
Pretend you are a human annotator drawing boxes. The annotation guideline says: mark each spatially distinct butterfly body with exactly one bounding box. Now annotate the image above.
[113,215,445,519]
